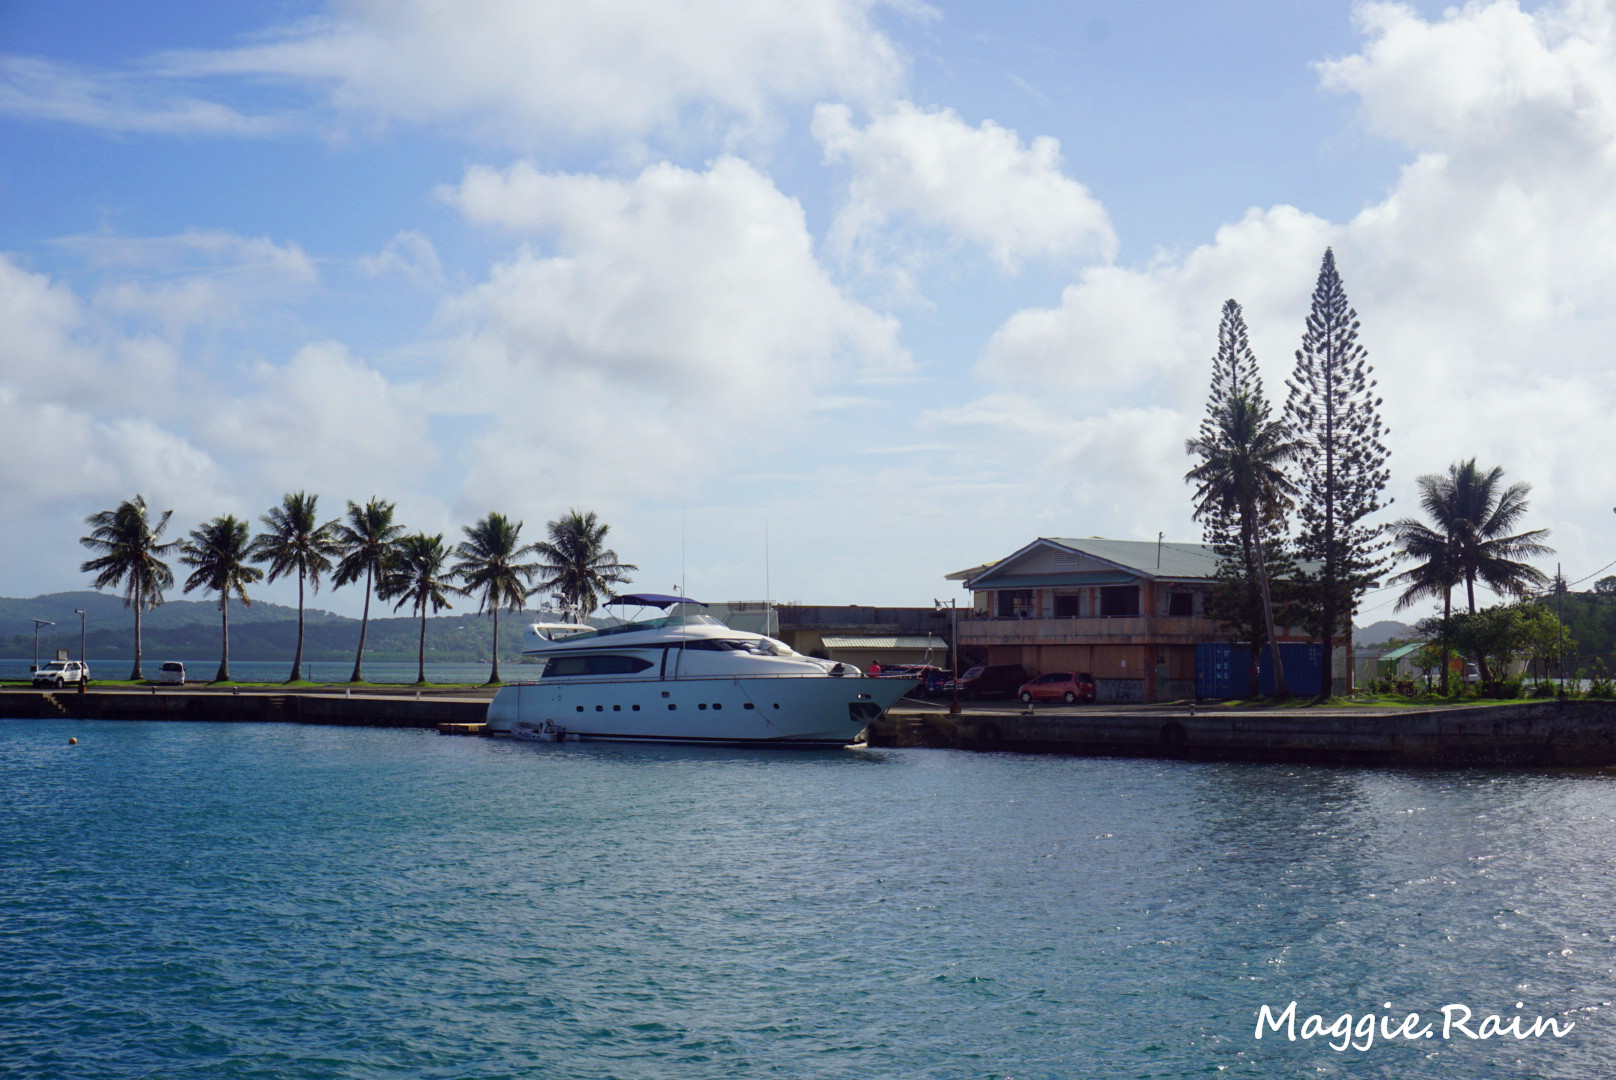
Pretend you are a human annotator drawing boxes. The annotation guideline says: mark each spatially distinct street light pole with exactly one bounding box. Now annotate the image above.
[935,597,960,717]
[31,619,54,674]
[75,609,86,665]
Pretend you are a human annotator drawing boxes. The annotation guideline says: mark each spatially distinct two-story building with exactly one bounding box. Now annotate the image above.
[951,536,1328,702]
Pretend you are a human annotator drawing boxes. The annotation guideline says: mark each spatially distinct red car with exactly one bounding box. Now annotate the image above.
[1017,671,1097,704]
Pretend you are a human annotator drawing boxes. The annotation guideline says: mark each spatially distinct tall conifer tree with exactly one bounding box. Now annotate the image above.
[1284,249,1391,697]
[1186,299,1298,696]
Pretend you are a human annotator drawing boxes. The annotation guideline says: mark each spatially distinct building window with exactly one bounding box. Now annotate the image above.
[1099,586,1140,617]
[996,589,1035,617]
[1053,594,1080,617]
[1168,591,1195,617]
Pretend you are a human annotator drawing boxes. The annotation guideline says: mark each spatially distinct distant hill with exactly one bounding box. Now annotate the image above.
[1,590,560,663]
[1354,620,1415,649]
[0,590,346,635]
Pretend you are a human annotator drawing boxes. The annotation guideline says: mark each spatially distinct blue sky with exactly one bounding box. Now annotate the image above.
[2,0,1607,621]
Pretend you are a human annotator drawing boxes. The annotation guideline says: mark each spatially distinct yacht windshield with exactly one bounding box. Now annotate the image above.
[553,612,725,643]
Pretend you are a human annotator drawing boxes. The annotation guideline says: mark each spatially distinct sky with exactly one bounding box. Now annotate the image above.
[2,0,1612,623]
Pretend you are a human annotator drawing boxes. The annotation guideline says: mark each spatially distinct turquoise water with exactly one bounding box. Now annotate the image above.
[3,719,1614,1079]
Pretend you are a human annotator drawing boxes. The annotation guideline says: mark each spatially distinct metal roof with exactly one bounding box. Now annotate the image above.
[819,635,949,651]
[1043,537,1222,578]
[964,571,1135,590]
[1380,643,1425,660]
[964,537,1222,589]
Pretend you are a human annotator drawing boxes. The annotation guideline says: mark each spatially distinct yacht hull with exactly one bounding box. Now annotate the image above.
[486,675,914,746]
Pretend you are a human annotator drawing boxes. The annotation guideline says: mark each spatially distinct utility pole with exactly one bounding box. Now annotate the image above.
[1556,562,1565,689]
[935,597,960,717]
[31,620,54,674]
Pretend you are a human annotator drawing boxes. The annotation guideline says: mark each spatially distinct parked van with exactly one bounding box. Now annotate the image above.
[155,661,187,686]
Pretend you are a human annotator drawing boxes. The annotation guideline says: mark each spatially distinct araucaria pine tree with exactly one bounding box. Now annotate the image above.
[1284,249,1391,697]
[1185,299,1299,697]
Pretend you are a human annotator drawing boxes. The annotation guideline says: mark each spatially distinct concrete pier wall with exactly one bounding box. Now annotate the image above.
[11,689,1616,768]
[872,699,1616,768]
[0,689,487,729]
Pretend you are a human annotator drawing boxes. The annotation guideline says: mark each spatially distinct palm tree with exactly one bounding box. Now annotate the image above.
[251,492,339,682]
[180,515,265,683]
[380,533,465,685]
[332,498,405,683]
[1443,460,1554,613]
[79,495,178,680]
[534,510,638,622]
[1389,460,1553,686]
[452,512,540,685]
[1186,391,1300,696]
[1386,519,1462,694]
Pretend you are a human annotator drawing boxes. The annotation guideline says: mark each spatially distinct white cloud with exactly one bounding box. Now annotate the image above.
[814,101,1117,273]
[1319,0,1616,160]
[0,55,286,136]
[436,156,910,506]
[156,0,915,145]
[47,230,318,341]
[979,204,1331,402]
[0,254,183,413]
[358,231,443,287]
[61,229,317,281]
[203,340,434,494]
[967,0,1616,604]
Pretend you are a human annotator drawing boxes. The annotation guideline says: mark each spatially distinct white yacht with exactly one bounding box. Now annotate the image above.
[485,594,914,746]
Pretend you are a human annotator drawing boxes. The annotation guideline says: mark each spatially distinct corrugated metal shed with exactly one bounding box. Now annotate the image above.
[819,635,949,651]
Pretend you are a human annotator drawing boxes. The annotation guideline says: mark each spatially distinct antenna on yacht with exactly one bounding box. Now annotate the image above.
[681,503,687,602]
[765,519,773,639]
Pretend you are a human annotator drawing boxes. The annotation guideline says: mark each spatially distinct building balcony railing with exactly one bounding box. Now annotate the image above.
[958,614,1215,646]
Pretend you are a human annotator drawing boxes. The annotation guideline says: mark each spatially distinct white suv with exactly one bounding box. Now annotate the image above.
[32,660,88,688]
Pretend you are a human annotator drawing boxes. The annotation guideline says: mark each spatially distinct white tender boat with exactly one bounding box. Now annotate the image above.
[485,594,913,746]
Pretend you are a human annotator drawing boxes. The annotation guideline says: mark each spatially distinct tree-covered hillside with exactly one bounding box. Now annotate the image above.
[1,591,556,663]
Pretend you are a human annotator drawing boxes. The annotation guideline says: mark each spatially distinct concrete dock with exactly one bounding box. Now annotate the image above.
[871,698,1616,767]
[8,688,1616,767]
[0,687,490,730]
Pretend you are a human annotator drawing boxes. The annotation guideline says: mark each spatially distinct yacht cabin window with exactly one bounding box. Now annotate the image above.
[543,655,655,677]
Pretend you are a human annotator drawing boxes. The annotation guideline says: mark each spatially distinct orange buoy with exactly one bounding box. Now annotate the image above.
[68,737,78,745]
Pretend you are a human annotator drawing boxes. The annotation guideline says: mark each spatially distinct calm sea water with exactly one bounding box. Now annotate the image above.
[3,719,1614,1079]
[1,658,520,685]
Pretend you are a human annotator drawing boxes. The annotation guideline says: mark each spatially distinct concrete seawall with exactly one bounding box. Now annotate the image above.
[11,690,1616,767]
[0,689,488,729]
[872,698,1616,768]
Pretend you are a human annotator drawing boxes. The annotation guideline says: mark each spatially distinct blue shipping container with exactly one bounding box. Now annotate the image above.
[1194,642,1326,699]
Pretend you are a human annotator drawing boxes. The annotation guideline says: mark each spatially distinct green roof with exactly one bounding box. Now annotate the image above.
[965,537,1221,589]
[1044,537,1222,578]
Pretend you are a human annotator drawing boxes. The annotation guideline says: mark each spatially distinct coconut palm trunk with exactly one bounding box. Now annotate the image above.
[417,601,428,685]
[132,597,145,681]
[291,570,306,681]
[490,606,502,685]
[351,568,373,683]
[217,590,232,682]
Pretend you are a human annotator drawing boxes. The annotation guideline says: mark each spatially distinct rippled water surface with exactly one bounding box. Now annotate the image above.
[3,719,1615,1079]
